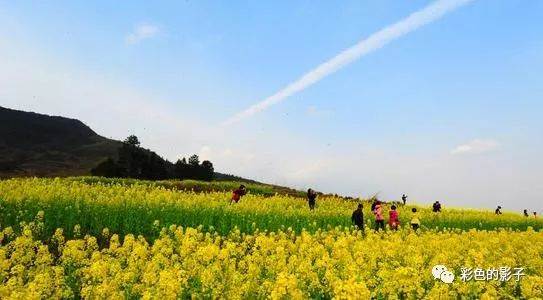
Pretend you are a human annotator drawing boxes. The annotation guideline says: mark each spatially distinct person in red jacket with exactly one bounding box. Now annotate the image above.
[388,205,400,230]
[231,185,247,203]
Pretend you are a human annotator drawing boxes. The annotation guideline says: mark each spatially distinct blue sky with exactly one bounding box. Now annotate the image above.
[1,1,542,210]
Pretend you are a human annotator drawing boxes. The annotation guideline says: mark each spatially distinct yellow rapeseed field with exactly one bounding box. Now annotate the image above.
[0,178,542,299]
[1,221,542,299]
[0,178,540,237]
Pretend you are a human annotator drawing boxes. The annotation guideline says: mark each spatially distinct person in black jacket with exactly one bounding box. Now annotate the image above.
[307,188,317,210]
[432,201,442,213]
[351,204,364,230]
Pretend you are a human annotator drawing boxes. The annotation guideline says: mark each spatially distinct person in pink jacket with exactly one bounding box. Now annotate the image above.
[388,205,400,230]
[373,201,385,231]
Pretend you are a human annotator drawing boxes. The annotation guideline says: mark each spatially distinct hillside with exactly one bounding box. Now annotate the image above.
[0,107,289,191]
[0,106,121,178]
[71,176,306,198]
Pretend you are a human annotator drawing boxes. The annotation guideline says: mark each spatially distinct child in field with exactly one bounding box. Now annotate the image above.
[388,205,400,230]
[410,208,420,231]
[373,201,385,231]
[231,185,247,204]
[524,209,529,217]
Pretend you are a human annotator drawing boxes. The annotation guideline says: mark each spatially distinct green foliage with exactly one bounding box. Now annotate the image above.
[90,158,122,177]
[123,135,140,147]
[69,176,303,197]
[188,154,199,166]
[0,178,541,242]
[91,135,214,181]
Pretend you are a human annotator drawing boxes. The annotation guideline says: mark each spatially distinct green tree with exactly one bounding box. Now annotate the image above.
[188,154,200,166]
[200,160,214,181]
[124,135,140,147]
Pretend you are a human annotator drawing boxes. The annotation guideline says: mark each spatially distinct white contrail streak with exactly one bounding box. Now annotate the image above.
[223,0,474,126]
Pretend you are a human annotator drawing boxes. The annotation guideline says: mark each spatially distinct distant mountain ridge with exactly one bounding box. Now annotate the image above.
[0,106,121,177]
[0,106,266,186]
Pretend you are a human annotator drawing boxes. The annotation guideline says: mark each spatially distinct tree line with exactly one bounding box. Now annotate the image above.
[91,135,214,181]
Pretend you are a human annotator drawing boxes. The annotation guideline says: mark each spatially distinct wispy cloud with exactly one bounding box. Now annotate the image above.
[450,139,499,155]
[222,0,474,126]
[125,23,160,45]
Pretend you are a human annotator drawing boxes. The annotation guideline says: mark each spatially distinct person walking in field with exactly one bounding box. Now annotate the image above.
[534,212,538,219]
[388,205,400,230]
[432,201,442,213]
[410,208,421,231]
[402,194,407,206]
[373,201,385,231]
[307,188,317,210]
[351,204,364,231]
[524,209,529,217]
[495,206,502,215]
[231,185,247,204]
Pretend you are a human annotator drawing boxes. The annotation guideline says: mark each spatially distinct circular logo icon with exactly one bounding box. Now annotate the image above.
[440,271,455,284]
[432,265,448,279]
